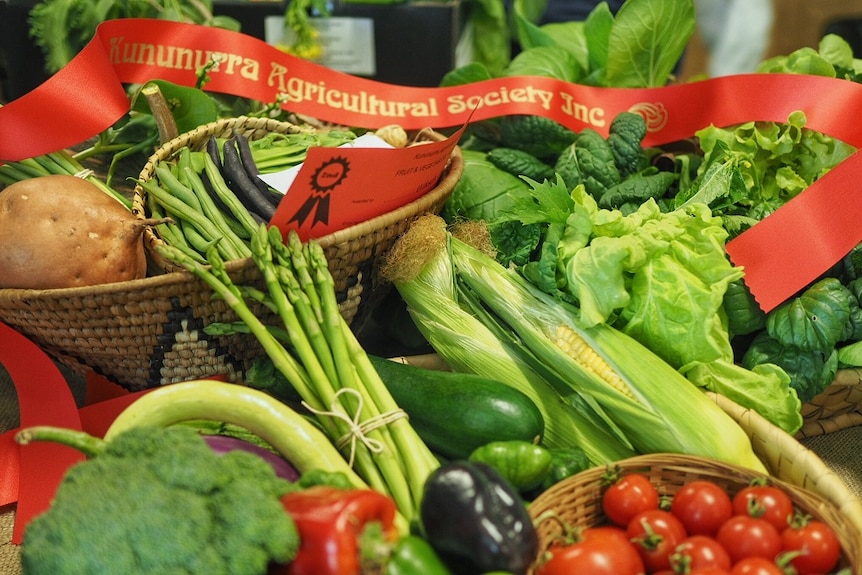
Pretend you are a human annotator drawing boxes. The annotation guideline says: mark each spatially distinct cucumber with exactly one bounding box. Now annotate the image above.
[368,355,545,460]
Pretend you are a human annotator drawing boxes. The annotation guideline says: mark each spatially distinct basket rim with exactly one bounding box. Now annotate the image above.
[0,128,463,302]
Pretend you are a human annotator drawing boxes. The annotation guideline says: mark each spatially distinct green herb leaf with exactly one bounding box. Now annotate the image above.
[605,0,695,87]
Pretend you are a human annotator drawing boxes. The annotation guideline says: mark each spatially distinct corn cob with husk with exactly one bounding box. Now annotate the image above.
[380,215,767,472]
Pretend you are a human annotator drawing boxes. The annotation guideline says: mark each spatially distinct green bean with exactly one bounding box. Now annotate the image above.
[182,166,251,259]
[202,153,259,237]
[180,219,217,255]
[158,222,208,264]
[137,178,241,261]
[154,165,202,212]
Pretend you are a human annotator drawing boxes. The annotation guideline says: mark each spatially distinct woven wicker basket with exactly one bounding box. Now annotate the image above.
[0,117,463,391]
[528,452,862,574]
[798,368,862,438]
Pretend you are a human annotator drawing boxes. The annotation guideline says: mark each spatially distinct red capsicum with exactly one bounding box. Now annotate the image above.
[278,486,399,575]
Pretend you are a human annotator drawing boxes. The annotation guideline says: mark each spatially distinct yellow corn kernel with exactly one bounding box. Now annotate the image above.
[553,325,635,400]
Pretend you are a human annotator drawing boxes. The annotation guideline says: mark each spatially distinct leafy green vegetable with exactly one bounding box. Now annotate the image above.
[504,46,583,82]
[765,278,852,353]
[604,0,695,87]
[722,278,767,337]
[608,111,649,177]
[572,128,621,199]
[487,147,556,182]
[443,0,696,90]
[597,170,675,209]
[497,115,578,160]
[582,2,615,75]
[29,0,240,74]
[837,339,862,368]
[742,332,838,404]
[844,278,862,342]
[740,278,857,404]
[677,112,856,233]
[757,34,862,81]
[489,221,543,268]
[441,150,532,223]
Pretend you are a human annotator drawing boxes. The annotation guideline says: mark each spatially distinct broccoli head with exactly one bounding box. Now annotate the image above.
[21,426,299,575]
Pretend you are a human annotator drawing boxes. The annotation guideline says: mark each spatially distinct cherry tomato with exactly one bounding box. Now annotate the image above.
[536,536,646,575]
[729,557,786,575]
[670,535,732,573]
[626,509,687,572]
[715,515,781,563]
[732,485,794,532]
[602,473,660,527]
[670,480,733,536]
[780,519,841,575]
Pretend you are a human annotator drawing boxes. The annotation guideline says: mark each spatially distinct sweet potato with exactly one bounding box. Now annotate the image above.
[0,174,153,289]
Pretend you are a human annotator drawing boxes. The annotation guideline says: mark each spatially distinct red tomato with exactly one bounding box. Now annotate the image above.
[580,525,631,545]
[715,515,782,563]
[602,473,660,527]
[732,485,794,532]
[689,568,731,575]
[626,509,688,572]
[536,536,645,575]
[780,520,841,575]
[670,535,732,573]
[671,480,733,536]
[729,557,786,575]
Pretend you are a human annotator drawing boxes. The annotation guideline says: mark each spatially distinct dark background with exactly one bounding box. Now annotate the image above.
[0,0,469,103]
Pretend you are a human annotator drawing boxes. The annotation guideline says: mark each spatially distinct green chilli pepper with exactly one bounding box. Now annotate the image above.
[385,535,452,575]
[540,446,591,491]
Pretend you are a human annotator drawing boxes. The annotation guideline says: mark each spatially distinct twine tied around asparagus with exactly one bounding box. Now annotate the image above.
[303,387,407,466]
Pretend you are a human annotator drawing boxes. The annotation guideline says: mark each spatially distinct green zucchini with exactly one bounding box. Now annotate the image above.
[368,355,545,460]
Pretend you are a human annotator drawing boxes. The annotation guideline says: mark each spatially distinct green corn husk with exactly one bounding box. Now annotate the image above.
[382,215,767,473]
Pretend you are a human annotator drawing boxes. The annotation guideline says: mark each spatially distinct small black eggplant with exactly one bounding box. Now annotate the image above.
[420,461,538,575]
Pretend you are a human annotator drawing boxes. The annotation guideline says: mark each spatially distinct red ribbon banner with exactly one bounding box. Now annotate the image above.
[3,20,862,307]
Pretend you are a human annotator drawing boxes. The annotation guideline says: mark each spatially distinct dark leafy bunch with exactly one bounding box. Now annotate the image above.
[443,111,680,271]
[731,274,862,403]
